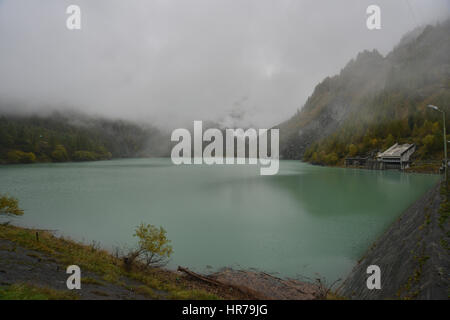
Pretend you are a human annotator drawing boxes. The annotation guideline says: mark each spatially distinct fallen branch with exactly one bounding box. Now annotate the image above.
[33,228,58,233]
[177,266,223,286]
[177,266,270,299]
[259,272,309,295]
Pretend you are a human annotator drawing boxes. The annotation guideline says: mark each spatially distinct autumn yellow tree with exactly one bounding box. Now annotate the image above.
[348,144,358,157]
[0,194,24,217]
[125,223,173,268]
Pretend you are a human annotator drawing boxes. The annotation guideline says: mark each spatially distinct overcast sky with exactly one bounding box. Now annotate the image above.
[0,0,449,129]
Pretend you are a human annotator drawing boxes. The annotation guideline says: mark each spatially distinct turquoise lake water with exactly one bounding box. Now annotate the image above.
[0,158,439,282]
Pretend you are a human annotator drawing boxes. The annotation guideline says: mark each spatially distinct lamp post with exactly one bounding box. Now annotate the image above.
[428,105,447,182]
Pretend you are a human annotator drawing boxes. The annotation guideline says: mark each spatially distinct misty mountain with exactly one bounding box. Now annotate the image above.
[0,111,170,164]
[277,20,450,163]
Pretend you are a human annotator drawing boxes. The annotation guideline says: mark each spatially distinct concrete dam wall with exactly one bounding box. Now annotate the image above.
[339,182,449,300]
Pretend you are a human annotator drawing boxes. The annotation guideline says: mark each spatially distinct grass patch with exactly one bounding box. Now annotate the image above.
[0,224,221,300]
[26,252,41,259]
[89,290,109,297]
[135,285,159,299]
[0,283,78,300]
[81,277,104,286]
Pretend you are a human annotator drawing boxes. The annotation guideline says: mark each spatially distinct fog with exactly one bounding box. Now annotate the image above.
[0,0,448,129]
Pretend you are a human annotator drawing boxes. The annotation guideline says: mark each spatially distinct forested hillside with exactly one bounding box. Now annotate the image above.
[278,20,450,166]
[0,112,168,164]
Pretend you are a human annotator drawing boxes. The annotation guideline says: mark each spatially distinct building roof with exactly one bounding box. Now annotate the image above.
[377,143,414,158]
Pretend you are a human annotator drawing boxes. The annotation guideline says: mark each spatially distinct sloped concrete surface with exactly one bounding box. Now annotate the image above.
[339,183,449,300]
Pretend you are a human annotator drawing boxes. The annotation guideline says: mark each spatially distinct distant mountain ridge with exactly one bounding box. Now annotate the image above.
[0,111,170,164]
[277,20,450,164]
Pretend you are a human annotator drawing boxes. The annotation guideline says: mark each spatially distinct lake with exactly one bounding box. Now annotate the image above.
[0,158,439,282]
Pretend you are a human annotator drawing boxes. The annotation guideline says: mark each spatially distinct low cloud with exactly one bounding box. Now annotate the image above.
[0,0,448,128]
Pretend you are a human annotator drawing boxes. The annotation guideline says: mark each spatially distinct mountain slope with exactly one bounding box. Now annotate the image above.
[278,20,450,165]
[0,111,170,164]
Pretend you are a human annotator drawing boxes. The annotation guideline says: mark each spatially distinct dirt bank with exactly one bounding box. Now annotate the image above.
[0,224,324,300]
[0,224,247,300]
[1,224,321,300]
[0,238,153,299]
[208,268,320,299]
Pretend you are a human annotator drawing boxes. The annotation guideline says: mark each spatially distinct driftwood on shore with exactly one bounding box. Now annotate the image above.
[177,266,270,299]
[177,266,320,300]
[177,266,223,286]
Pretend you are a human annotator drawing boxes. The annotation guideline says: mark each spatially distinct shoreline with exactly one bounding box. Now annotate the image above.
[0,223,250,300]
[1,162,445,300]
[1,156,443,177]
[305,161,442,175]
[0,223,326,300]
